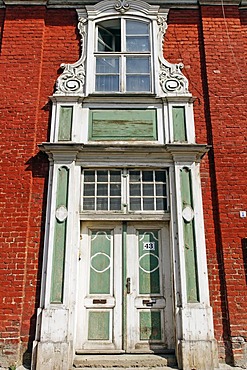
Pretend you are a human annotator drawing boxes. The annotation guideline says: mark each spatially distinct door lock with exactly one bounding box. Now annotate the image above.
[126,277,131,294]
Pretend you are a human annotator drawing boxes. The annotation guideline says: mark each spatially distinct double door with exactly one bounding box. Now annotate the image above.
[76,221,173,353]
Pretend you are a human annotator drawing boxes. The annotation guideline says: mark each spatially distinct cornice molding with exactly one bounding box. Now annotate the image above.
[1,0,246,8]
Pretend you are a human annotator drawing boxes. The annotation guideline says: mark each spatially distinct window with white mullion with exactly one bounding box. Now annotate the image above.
[95,18,152,93]
[82,169,168,213]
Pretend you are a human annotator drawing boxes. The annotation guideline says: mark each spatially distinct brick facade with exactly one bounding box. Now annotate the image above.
[0,2,246,368]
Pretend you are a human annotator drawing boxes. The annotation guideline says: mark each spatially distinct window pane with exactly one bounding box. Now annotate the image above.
[155,171,166,182]
[84,170,95,182]
[130,184,141,196]
[96,75,119,92]
[96,57,119,73]
[156,184,166,197]
[84,184,95,196]
[83,198,95,210]
[130,197,141,210]
[126,36,150,52]
[143,184,154,197]
[97,197,108,210]
[126,58,150,74]
[97,184,108,196]
[143,171,153,182]
[110,184,121,196]
[129,171,140,182]
[97,19,121,52]
[126,20,150,52]
[110,198,121,210]
[126,76,150,92]
[156,198,167,211]
[97,171,108,182]
[143,198,154,210]
[110,171,121,182]
[98,27,114,52]
[126,20,149,35]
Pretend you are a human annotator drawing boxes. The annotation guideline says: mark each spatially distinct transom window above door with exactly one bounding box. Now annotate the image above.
[95,18,152,93]
[81,169,168,212]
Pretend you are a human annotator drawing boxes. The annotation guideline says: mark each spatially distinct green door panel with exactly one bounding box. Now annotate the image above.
[140,311,162,341]
[88,311,110,340]
[90,230,112,294]
[138,230,160,294]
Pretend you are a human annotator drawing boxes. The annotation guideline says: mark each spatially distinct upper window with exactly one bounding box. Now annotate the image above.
[81,169,168,212]
[95,18,152,93]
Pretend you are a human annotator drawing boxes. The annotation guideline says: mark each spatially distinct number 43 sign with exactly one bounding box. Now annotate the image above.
[143,242,155,250]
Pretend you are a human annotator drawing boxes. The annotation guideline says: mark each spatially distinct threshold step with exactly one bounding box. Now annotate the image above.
[73,354,178,368]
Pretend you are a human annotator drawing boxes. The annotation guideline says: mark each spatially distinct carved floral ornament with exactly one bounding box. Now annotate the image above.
[54,0,190,96]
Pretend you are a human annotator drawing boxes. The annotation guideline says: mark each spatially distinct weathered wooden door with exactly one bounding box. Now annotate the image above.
[76,222,171,353]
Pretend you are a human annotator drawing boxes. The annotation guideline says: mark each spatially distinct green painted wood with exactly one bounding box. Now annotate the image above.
[58,106,73,141]
[90,230,111,294]
[50,167,69,303]
[172,106,187,142]
[140,311,161,341]
[88,311,110,340]
[89,109,157,141]
[180,168,199,303]
[138,230,160,294]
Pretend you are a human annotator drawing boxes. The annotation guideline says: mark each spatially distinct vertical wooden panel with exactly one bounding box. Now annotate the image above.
[138,230,160,294]
[172,106,187,142]
[180,168,199,302]
[50,167,69,303]
[90,231,112,294]
[58,106,73,141]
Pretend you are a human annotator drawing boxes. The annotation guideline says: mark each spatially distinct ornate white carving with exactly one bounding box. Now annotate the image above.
[55,16,87,95]
[157,15,190,95]
[114,0,130,13]
[182,205,194,223]
[55,205,68,222]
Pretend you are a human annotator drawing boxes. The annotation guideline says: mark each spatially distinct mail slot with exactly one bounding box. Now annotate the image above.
[93,299,107,304]
[142,299,156,306]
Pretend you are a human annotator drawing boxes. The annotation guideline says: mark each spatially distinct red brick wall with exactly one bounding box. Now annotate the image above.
[164,6,247,365]
[0,6,78,367]
[200,6,247,365]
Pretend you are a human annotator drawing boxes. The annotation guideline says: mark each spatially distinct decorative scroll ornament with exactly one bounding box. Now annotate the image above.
[157,15,190,95]
[55,16,87,95]
[114,0,130,13]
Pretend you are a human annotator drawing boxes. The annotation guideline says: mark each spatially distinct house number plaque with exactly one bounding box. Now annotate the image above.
[143,242,155,250]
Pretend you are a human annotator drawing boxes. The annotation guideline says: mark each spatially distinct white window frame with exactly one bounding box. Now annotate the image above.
[80,168,169,215]
[93,16,154,94]
[84,1,161,96]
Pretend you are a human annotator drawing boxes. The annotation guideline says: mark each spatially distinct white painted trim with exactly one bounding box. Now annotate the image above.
[191,162,210,305]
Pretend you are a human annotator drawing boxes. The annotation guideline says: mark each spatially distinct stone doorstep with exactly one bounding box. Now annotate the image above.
[73,354,178,369]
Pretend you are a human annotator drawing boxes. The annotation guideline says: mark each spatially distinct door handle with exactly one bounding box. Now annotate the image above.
[126,277,131,294]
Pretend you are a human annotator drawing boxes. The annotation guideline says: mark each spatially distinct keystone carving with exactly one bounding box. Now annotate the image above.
[55,16,87,95]
[114,0,130,13]
[157,15,190,95]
